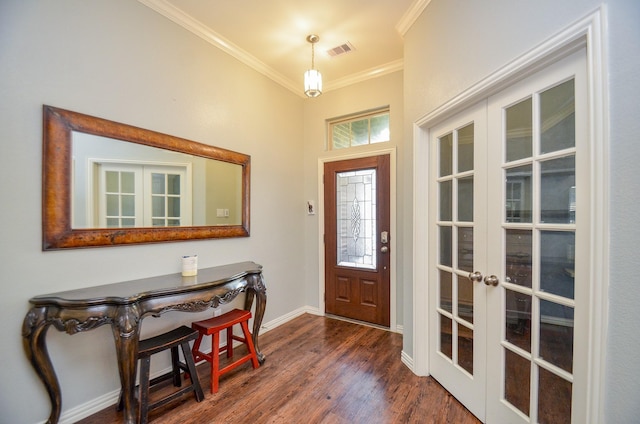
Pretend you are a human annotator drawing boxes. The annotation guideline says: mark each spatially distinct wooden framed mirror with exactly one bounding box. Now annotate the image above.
[42,105,250,250]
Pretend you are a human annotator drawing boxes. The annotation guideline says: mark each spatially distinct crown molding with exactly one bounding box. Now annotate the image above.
[396,0,432,36]
[139,0,406,98]
[325,59,404,92]
[138,0,300,95]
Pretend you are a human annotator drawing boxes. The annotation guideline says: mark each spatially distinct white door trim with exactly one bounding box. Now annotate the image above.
[317,147,398,333]
[412,7,609,423]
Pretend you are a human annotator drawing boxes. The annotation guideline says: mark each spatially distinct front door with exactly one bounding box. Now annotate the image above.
[428,49,589,423]
[324,155,391,327]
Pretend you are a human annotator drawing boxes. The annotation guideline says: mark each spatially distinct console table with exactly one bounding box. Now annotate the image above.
[22,261,267,424]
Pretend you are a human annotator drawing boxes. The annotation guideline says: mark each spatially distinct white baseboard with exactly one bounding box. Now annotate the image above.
[259,305,322,334]
[57,390,121,424]
[401,349,415,372]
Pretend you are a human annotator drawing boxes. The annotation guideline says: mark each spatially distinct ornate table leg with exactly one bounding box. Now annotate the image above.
[244,273,267,363]
[111,305,141,424]
[22,306,61,424]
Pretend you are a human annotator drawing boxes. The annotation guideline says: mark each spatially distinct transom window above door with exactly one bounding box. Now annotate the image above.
[328,108,390,150]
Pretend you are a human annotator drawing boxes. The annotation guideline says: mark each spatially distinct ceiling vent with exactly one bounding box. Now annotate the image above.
[327,42,355,58]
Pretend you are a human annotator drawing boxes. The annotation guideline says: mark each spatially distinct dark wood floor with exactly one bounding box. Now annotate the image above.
[79,313,480,424]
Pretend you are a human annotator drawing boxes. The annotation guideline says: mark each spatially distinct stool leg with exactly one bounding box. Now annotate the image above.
[192,332,204,363]
[240,321,260,369]
[180,341,205,402]
[226,327,233,358]
[170,346,182,387]
[139,356,151,424]
[212,331,220,394]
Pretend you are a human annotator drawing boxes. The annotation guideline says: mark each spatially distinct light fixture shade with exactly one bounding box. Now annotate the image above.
[304,69,323,98]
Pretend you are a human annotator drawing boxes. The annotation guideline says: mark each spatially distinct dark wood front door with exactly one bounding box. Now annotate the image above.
[324,154,391,327]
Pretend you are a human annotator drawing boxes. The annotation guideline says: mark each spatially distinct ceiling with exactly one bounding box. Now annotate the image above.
[138,0,428,97]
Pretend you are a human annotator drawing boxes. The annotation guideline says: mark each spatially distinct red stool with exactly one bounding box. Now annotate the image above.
[191,309,260,394]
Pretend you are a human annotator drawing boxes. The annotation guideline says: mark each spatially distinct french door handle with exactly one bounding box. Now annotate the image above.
[484,275,499,287]
[468,271,483,283]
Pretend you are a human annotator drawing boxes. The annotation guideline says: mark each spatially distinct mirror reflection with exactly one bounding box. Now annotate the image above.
[72,133,243,228]
[42,105,250,250]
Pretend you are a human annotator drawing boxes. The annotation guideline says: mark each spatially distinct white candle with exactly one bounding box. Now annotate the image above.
[181,255,198,276]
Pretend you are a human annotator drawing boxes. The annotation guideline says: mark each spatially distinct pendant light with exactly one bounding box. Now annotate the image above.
[304,34,322,98]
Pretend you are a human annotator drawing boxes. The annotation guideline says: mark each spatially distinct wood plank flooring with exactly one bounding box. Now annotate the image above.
[78,313,480,424]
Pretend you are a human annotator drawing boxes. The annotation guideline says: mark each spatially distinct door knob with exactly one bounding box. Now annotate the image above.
[484,275,499,287]
[381,246,389,253]
[468,271,483,283]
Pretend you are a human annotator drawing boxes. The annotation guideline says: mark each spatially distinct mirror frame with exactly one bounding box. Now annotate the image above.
[42,105,250,250]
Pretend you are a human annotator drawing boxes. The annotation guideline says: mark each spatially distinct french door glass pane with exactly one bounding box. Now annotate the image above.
[106,171,118,192]
[458,276,474,324]
[457,177,474,222]
[505,229,532,288]
[440,315,453,359]
[167,197,180,218]
[440,181,452,221]
[506,165,532,223]
[152,196,164,217]
[539,299,574,373]
[458,123,474,172]
[121,195,135,216]
[107,194,118,216]
[121,172,135,193]
[439,133,453,177]
[152,173,165,194]
[540,231,575,298]
[167,174,181,195]
[505,289,531,352]
[540,155,575,224]
[506,97,532,162]
[504,349,531,416]
[439,226,452,267]
[457,227,473,272]
[538,367,572,424]
[336,169,376,269]
[458,328,474,374]
[440,270,452,312]
[540,79,575,154]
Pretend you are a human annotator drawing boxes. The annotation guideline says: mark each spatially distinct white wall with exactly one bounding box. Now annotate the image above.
[403,0,640,421]
[302,72,405,326]
[0,1,305,423]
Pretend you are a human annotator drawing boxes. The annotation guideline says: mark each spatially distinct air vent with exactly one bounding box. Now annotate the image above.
[327,42,355,58]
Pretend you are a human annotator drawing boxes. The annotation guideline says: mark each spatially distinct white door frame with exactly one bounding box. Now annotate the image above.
[412,7,609,423]
[317,147,398,332]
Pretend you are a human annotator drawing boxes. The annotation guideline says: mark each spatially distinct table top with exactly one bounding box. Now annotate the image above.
[29,261,262,307]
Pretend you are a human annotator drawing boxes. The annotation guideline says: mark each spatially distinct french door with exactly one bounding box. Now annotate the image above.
[429,49,588,423]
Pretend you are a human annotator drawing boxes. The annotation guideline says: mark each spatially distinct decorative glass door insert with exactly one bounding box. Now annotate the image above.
[336,169,377,269]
